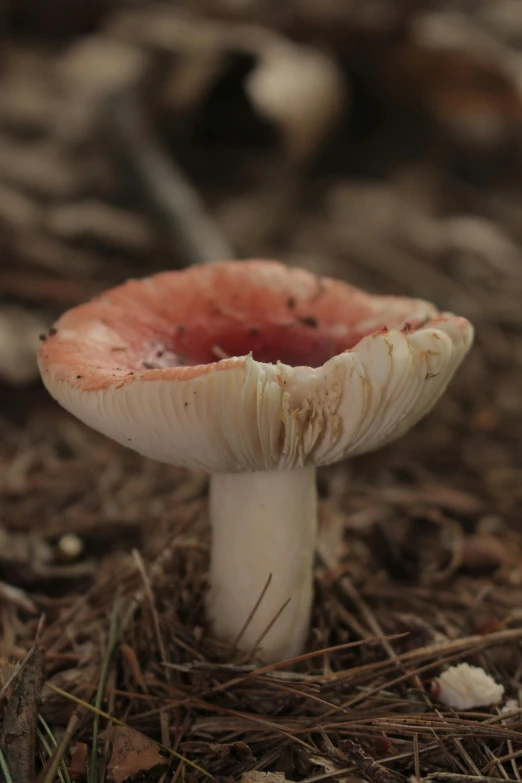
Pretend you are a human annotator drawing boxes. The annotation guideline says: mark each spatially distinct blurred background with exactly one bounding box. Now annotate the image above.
[2,2,522,778]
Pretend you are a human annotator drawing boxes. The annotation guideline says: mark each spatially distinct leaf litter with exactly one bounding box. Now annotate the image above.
[1,0,522,781]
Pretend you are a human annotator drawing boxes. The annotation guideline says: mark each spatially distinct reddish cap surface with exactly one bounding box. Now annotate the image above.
[39,260,473,472]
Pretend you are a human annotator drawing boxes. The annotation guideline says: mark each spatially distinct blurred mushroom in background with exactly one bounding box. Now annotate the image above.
[0,306,48,385]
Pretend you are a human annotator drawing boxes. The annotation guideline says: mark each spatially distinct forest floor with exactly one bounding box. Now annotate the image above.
[1,1,522,781]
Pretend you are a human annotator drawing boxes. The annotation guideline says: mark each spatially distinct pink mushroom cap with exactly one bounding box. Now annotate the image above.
[38,260,473,472]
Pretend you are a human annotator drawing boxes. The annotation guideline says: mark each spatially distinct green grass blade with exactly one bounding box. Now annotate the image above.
[38,714,72,783]
[0,748,14,783]
[46,682,213,779]
[90,597,121,783]
[37,727,67,783]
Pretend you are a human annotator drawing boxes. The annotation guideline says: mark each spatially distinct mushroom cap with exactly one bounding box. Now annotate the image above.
[38,260,473,472]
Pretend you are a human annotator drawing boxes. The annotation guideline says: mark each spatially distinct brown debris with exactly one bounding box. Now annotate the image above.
[67,741,89,781]
[1,1,522,782]
[240,773,287,783]
[0,649,45,783]
[321,732,401,783]
[99,727,168,783]
[460,533,508,574]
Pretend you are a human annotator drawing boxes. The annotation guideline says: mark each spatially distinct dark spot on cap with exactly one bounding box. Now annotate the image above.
[48,326,58,336]
[39,333,47,342]
[127,371,134,375]
[178,324,186,334]
[156,350,164,358]
[298,315,318,328]
[287,297,296,309]
[249,327,259,336]
[76,375,82,379]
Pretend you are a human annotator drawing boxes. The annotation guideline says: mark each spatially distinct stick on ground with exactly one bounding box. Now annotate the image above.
[0,649,45,783]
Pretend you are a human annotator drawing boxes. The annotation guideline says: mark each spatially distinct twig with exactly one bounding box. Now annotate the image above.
[319,730,401,783]
[132,549,171,681]
[39,710,84,783]
[245,596,292,660]
[453,738,481,777]
[231,572,273,652]
[337,572,398,661]
[0,649,44,783]
[423,775,519,783]
[485,748,522,773]
[318,627,522,685]
[194,633,407,697]
[0,647,36,705]
[481,745,510,782]
[0,749,14,783]
[36,728,67,783]
[0,664,21,707]
[44,683,213,778]
[90,598,121,783]
[105,88,233,265]
[495,703,521,782]
[413,734,420,781]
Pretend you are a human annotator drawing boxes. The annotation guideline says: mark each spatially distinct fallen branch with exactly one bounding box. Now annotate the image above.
[0,649,45,783]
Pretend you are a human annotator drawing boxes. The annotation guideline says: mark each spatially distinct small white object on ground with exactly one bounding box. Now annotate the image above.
[57,533,84,560]
[501,698,520,714]
[438,662,504,710]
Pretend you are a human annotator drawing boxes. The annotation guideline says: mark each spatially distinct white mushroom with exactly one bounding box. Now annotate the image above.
[38,260,474,661]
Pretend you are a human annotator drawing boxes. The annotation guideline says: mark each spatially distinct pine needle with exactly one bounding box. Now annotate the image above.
[37,727,68,783]
[38,715,72,783]
[45,683,213,779]
[90,597,121,783]
[0,748,14,783]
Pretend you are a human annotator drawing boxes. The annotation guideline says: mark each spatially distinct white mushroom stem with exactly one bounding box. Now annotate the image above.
[207,465,317,662]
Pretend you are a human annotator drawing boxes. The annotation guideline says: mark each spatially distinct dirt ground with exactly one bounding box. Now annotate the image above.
[1,1,522,781]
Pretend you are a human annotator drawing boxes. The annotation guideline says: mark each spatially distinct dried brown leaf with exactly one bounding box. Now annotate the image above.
[68,741,89,781]
[99,726,168,783]
[240,773,288,783]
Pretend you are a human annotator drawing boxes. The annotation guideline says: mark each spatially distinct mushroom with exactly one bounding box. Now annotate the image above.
[38,260,473,661]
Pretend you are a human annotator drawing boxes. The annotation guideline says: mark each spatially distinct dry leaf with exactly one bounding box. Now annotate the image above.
[181,739,254,761]
[240,773,288,783]
[100,726,167,783]
[68,742,88,781]
[460,532,507,573]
